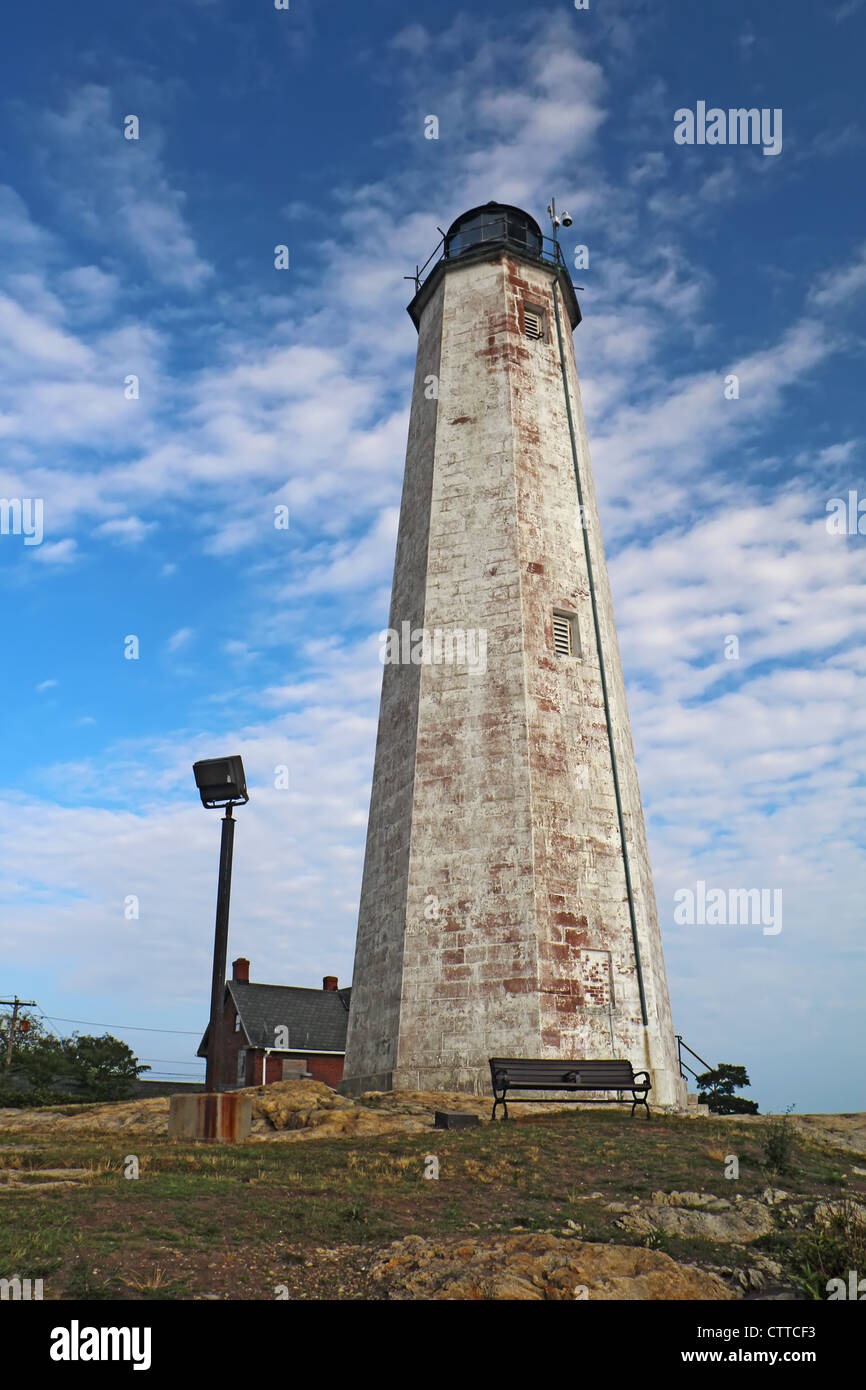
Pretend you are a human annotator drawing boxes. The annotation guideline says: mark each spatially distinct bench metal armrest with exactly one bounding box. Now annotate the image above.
[632,1071,651,1088]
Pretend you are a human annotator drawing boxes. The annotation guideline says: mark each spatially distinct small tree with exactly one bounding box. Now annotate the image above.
[0,1013,148,1105]
[63,1034,148,1101]
[695,1063,759,1115]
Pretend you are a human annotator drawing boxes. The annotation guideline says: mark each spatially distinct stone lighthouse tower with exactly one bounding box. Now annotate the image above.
[341,202,686,1107]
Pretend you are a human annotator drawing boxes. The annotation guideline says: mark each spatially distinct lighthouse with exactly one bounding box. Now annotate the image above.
[341,202,686,1107]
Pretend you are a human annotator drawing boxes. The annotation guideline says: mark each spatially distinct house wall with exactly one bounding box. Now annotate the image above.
[257,1053,345,1087]
[205,999,347,1090]
[305,1054,344,1087]
[206,1003,250,1090]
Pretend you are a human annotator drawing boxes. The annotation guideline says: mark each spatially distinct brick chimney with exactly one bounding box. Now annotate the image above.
[232,958,250,983]
[322,975,338,991]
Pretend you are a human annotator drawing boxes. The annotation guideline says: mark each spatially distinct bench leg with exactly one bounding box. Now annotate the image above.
[491,1093,508,1121]
[630,1092,650,1119]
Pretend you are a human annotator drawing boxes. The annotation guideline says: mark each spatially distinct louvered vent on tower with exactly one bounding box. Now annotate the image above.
[553,612,574,656]
[523,306,544,339]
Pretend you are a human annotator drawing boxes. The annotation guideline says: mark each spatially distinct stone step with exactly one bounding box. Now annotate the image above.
[687,1093,711,1115]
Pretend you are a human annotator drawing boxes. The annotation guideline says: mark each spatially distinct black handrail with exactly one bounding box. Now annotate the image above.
[406,221,569,295]
[675,1034,715,1081]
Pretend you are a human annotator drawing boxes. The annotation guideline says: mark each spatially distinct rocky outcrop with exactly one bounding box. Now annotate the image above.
[792,1114,866,1157]
[368,1233,736,1300]
[0,1098,170,1135]
[0,1081,499,1142]
[245,1081,501,1142]
[610,1189,777,1244]
[726,1111,866,1158]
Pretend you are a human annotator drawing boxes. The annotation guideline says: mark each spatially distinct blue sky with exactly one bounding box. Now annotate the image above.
[0,0,864,1110]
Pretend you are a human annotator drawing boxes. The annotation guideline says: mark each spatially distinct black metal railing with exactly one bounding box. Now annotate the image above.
[405,219,570,295]
[675,1034,715,1083]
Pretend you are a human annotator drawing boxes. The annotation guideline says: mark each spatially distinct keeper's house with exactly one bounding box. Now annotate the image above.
[197,957,351,1089]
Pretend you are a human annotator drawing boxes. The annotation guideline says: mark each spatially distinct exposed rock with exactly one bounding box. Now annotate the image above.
[707,1253,785,1294]
[0,1082,492,1142]
[760,1188,790,1205]
[814,1198,866,1227]
[791,1114,866,1157]
[730,1112,866,1158]
[610,1191,776,1243]
[368,1233,737,1300]
[650,1190,732,1210]
[0,1099,170,1136]
[0,1165,94,1192]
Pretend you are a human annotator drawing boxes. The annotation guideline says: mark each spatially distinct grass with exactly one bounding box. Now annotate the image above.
[0,1107,862,1299]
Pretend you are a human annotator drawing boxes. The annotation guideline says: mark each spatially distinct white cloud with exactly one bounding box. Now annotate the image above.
[391,24,430,56]
[808,241,866,309]
[96,516,153,545]
[57,264,121,318]
[39,85,212,290]
[166,627,193,653]
[833,0,864,20]
[32,538,77,565]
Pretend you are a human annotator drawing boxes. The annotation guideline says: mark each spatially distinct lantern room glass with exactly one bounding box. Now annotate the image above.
[445,204,543,261]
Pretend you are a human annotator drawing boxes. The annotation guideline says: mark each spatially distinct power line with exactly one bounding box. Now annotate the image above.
[38,1014,201,1036]
[137,1058,204,1067]
[14,1009,204,1081]
[140,1071,205,1079]
[37,1014,205,1066]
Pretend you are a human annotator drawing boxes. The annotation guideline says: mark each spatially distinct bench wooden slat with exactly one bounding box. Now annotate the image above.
[488,1056,651,1120]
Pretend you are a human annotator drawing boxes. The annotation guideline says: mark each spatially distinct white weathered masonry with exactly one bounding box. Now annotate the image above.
[342,202,686,1107]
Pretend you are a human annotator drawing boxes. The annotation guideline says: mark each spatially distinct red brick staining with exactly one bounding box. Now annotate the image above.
[341,221,685,1106]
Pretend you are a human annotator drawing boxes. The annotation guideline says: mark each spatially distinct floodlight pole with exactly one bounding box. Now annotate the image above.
[205,805,236,1092]
[548,195,559,248]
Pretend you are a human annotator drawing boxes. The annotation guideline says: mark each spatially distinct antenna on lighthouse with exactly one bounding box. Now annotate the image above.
[547,196,573,247]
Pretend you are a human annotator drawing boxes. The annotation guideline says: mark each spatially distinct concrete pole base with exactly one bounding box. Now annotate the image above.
[168,1092,251,1142]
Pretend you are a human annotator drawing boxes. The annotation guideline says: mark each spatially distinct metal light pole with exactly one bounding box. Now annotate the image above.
[206,804,236,1092]
[192,755,248,1094]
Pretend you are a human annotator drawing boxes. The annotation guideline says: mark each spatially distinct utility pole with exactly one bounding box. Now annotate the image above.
[1,998,37,1067]
[206,804,236,1093]
[191,755,248,1096]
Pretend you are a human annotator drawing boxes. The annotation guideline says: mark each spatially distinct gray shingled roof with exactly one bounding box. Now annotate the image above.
[197,981,351,1057]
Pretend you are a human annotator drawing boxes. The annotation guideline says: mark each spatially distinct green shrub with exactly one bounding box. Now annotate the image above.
[775,1198,866,1300]
[762,1105,797,1175]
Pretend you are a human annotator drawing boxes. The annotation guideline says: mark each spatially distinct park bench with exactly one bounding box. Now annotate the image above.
[488,1057,651,1121]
